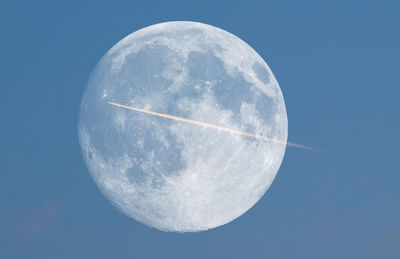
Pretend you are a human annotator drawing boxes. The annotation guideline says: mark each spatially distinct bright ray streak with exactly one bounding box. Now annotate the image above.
[107,101,315,151]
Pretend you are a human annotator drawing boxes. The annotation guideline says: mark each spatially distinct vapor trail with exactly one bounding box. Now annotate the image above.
[107,101,315,151]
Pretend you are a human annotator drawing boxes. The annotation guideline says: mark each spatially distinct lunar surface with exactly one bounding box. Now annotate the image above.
[78,21,288,232]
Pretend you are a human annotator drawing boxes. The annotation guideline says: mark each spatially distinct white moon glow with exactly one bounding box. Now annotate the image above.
[78,21,288,232]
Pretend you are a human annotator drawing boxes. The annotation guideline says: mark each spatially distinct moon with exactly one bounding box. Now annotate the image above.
[78,21,288,232]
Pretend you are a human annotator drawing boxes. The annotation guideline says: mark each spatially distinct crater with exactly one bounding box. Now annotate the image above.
[87,150,93,160]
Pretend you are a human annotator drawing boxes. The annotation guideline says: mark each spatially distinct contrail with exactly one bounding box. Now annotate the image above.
[107,101,315,151]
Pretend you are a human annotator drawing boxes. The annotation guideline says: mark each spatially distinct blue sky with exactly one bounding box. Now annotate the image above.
[1,0,399,258]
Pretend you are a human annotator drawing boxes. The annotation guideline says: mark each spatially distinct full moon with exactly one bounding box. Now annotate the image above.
[78,21,288,232]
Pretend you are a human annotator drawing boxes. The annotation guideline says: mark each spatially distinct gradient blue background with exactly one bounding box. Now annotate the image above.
[1,0,399,258]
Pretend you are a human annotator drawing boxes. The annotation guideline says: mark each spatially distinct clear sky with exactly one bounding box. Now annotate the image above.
[1,0,399,258]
